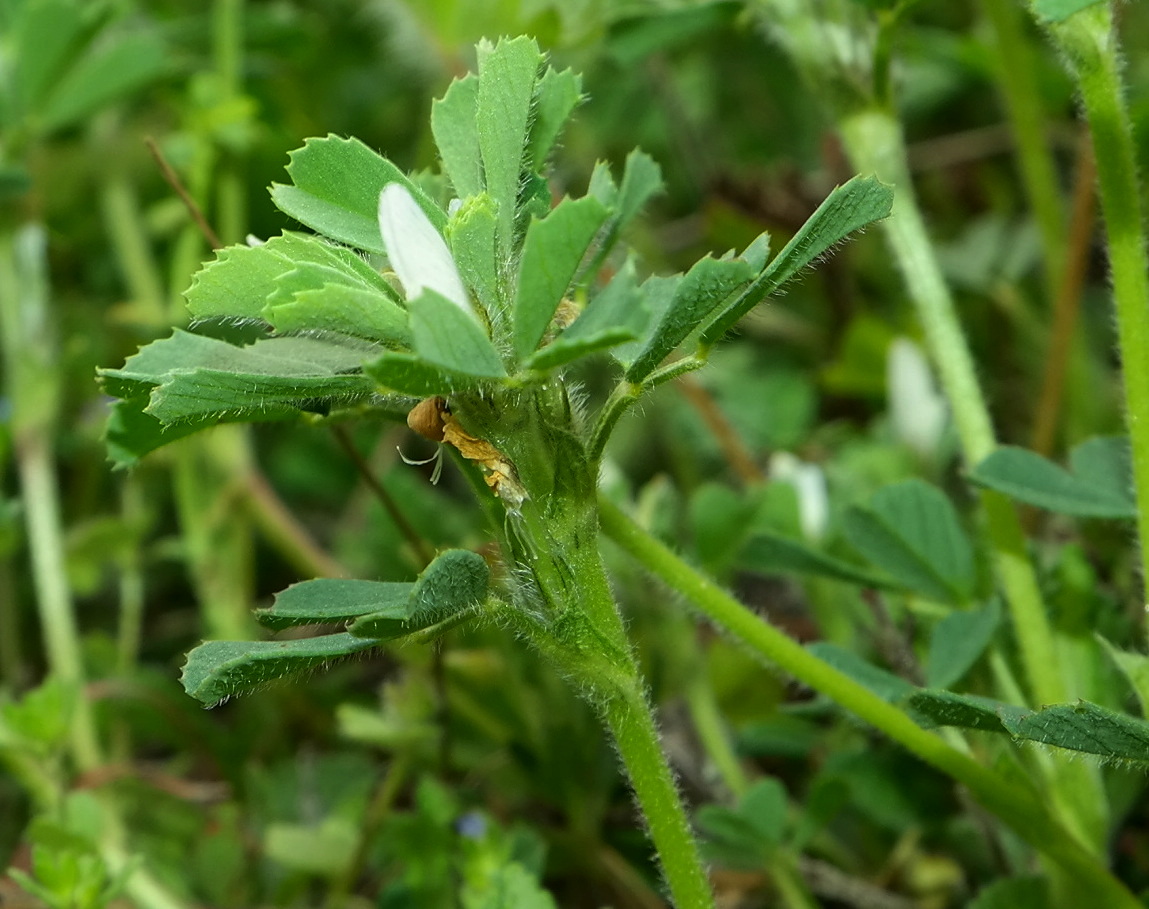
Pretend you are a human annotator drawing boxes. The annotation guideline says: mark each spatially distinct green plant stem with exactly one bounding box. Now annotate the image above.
[0,224,100,770]
[982,0,1065,299]
[172,432,257,640]
[1043,5,1149,617]
[212,0,246,245]
[684,669,749,799]
[518,519,715,907]
[590,357,706,464]
[597,496,1139,907]
[837,108,1065,708]
[601,689,715,908]
[94,113,166,326]
[771,853,819,909]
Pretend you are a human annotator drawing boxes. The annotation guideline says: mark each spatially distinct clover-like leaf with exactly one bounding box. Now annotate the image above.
[476,36,542,250]
[349,549,489,638]
[968,437,1135,518]
[701,175,893,345]
[623,256,756,382]
[182,634,377,707]
[513,195,610,360]
[270,135,446,253]
[842,480,975,605]
[256,579,414,631]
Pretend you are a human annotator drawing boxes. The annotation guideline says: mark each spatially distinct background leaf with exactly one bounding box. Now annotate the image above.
[968,438,1135,518]
[737,530,902,590]
[842,480,975,605]
[926,600,1000,689]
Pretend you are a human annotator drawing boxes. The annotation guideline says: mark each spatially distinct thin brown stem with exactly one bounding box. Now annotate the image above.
[1030,130,1098,458]
[144,136,223,250]
[329,424,436,567]
[242,468,350,579]
[677,374,765,486]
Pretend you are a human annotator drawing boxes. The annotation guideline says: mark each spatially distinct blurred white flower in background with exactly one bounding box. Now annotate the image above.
[377,183,472,316]
[770,452,829,542]
[887,337,948,461]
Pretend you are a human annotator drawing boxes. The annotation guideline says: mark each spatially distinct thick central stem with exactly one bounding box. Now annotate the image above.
[454,387,715,908]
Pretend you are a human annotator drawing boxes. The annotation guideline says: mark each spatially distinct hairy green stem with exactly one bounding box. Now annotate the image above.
[1042,5,1149,616]
[982,0,1066,298]
[601,685,715,909]
[838,108,1065,708]
[563,533,715,909]
[597,496,1138,907]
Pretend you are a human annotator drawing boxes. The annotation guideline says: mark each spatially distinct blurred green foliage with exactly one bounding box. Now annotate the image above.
[3,0,1149,907]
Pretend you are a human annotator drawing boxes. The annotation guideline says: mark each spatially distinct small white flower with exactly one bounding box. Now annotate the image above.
[377,183,471,315]
[770,452,829,542]
[887,337,947,460]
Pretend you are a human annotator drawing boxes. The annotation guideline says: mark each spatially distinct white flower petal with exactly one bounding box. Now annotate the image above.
[770,452,829,542]
[887,337,948,460]
[377,183,470,313]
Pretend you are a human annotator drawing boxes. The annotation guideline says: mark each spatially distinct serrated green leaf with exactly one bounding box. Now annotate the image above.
[738,530,902,590]
[349,549,489,637]
[513,196,609,360]
[38,31,167,133]
[926,599,1000,689]
[842,480,975,605]
[270,135,446,253]
[103,396,226,467]
[527,66,582,169]
[476,37,542,249]
[905,689,1024,732]
[265,283,409,345]
[912,689,1149,762]
[741,231,771,271]
[148,370,374,424]
[612,274,677,368]
[182,633,377,706]
[186,243,292,321]
[588,160,618,208]
[410,289,506,378]
[257,578,413,631]
[625,256,757,381]
[449,193,502,317]
[432,74,483,199]
[101,332,379,425]
[807,643,917,704]
[968,438,1135,518]
[617,149,664,227]
[187,233,396,321]
[702,176,893,345]
[527,261,646,371]
[1004,701,1149,762]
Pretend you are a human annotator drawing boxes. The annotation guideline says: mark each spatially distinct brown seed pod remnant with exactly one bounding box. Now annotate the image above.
[405,396,527,511]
